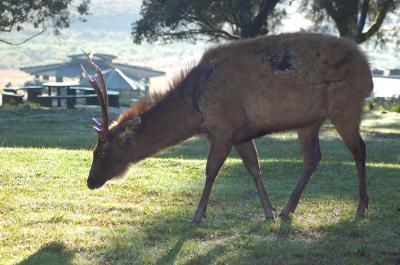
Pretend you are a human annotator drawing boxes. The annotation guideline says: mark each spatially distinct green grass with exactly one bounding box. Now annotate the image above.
[1,106,399,265]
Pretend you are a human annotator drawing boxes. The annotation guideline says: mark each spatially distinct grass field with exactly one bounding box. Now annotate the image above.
[0,106,399,265]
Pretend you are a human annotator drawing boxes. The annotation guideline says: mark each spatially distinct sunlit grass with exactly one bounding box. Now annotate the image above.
[0,108,399,264]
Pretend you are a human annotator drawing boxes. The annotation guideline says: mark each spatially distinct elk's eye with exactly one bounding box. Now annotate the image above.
[99,151,106,158]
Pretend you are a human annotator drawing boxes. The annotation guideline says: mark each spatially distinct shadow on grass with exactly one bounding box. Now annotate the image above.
[153,226,225,265]
[96,161,399,264]
[278,216,293,239]
[363,132,400,140]
[17,242,73,265]
[19,160,400,264]
[154,232,189,265]
[96,206,400,264]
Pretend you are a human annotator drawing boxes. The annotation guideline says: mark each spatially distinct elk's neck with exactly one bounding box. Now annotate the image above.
[132,91,202,162]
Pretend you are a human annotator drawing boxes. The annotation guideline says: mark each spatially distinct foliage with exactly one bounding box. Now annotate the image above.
[1,102,42,110]
[366,97,400,112]
[390,102,400,112]
[299,0,400,45]
[133,0,400,46]
[0,0,90,45]
[132,0,285,43]
[0,108,399,264]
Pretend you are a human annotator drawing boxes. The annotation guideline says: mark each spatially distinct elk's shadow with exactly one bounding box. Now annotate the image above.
[17,242,73,265]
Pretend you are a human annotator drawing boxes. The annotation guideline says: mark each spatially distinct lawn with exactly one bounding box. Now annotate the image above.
[0,106,399,265]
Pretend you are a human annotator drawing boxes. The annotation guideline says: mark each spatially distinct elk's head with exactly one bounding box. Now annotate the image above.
[81,51,141,189]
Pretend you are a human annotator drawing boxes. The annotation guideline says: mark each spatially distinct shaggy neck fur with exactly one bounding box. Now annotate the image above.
[114,66,203,162]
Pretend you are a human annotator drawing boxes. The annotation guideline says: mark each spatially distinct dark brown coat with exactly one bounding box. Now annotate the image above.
[87,33,373,222]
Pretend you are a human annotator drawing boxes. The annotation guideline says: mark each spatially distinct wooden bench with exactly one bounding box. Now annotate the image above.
[2,92,24,105]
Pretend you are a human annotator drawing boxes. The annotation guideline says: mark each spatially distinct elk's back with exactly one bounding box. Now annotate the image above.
[196,33,373,140]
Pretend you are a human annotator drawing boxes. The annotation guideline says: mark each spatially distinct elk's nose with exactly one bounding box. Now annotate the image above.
[87,177,101,190]
[87,176,105,190]
[87,179,97,190]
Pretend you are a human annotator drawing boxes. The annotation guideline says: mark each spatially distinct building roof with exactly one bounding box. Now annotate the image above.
[68,53,117,61]
[20,53,165,80]
[113,63,165,79]
[80,68,143,91]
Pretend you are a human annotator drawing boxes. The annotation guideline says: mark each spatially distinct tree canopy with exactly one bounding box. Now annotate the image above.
[300,0,400,44]
[0,0,90,45]
[132,0,399,46]
[132,0,285,43]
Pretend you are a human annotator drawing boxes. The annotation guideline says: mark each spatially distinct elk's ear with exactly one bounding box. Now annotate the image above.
[118,117,141,141]
[125,117,141,133]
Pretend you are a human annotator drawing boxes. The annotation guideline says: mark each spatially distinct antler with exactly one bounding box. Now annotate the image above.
[81,50,109,140]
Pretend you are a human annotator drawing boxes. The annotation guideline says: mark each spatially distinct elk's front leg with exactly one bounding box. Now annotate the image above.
[280,122,322,217]
[192,140,232,223]
[235,140,275,220]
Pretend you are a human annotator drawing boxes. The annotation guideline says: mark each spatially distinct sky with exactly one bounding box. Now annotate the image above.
[0,0,399,79]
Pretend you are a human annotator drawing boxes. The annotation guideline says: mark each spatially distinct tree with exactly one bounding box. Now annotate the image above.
[0,0,90,45]
[132,0,285,43]
[299,0,400,44]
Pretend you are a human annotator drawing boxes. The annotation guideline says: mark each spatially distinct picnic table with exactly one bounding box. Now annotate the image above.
[34,85,120,109]
[69,87,120,107]
[42,82,80,107]
[37,94,97,108]
[2,86,43,105]
[2,83,120,108]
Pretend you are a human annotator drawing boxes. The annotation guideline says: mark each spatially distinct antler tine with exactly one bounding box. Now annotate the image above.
[91,117,102,128]
[94,62,108,115]
[92,125,103,134]
[83,50,108,111]
[81,49,109,139]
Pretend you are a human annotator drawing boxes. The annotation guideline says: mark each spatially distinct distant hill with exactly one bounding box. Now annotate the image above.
[0,1,207,73]
[0,69,32,91]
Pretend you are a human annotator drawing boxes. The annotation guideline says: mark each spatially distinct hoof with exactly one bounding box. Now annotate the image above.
[264,212,275,221]
[279,209,294,219]
[191,213,205,225]
[356,206,366,218]
[279,212,291,219]
[279,206,293,219]
[356,201,368,218]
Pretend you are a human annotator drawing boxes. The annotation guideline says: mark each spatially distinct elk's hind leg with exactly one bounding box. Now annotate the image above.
[330,116,368,217]
[192,140,232,223]
[280,121,323,217]
[235,140,275,220]
[326,79,369,217]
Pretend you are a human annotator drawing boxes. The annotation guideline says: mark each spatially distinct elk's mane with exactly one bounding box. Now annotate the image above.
[114,64,196,127]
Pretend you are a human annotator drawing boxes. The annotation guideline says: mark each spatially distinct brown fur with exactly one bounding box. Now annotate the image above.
[114,97,153,126]
[87,33,373,222]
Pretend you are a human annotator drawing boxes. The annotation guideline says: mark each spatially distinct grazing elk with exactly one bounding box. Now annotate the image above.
[83,33,373,223]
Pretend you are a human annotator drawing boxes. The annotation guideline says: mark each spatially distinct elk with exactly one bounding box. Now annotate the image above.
[83,33,373,223]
